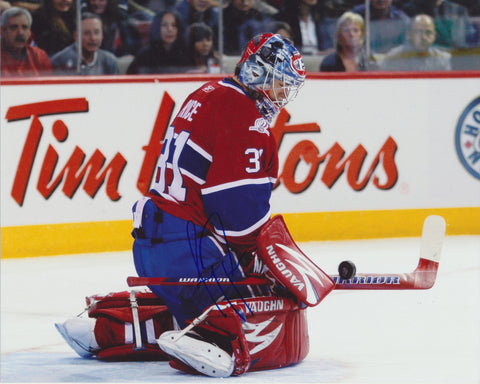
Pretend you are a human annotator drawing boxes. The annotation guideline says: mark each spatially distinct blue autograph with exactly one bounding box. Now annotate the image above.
[185,213,259,321]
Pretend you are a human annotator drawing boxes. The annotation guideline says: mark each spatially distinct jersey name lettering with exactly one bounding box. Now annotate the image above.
[178,100,202,122]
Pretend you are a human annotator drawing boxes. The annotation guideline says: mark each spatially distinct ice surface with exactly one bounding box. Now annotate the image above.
[1,236,479,383]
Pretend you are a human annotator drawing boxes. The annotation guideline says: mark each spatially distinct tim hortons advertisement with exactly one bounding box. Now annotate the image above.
[1,75,479,228]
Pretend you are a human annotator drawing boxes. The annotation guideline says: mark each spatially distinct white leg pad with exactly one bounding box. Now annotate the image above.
[157,330,234,377]
[55,317,100,358]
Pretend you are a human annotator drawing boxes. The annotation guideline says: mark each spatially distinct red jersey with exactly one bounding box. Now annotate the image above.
[148,78,278,250]
[1,44,52,77]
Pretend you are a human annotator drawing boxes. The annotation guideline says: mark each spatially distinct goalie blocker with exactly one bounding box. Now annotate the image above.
[256,215,335,306]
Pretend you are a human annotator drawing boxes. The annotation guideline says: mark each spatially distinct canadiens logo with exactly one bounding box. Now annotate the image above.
[291,53,306,76]
[202,85,215,93]
[249,117,270,135]
[455,96,480,180]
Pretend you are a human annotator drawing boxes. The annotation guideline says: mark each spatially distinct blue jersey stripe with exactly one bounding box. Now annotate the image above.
[202,181,273,236]
[163,137,212,184]
[178,144,211,183]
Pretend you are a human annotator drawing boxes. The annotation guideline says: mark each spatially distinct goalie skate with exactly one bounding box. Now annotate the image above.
[55,318,100,358]
[157,330,234,377]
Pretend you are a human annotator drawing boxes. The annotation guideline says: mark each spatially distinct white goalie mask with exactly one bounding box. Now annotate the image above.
[237,33,306,122]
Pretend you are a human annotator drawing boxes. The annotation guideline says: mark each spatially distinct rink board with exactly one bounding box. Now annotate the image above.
[1,72,479,257]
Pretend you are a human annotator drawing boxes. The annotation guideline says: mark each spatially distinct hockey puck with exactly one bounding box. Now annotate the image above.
[338,260,356,280]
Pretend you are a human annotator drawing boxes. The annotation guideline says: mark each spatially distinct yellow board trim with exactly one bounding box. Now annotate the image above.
[1,207,479,259]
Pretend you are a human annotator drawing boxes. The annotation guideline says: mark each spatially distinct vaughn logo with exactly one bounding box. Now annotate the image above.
[243,317,282,355]
[456,96,480,180]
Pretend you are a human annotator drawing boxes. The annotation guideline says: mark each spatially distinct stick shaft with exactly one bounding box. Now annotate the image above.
[127,260,438,290]
[127,216,445,291]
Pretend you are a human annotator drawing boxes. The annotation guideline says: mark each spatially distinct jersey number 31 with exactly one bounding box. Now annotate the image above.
[154,126,189,201]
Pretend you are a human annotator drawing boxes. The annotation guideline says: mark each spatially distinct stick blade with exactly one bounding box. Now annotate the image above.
[420,215,446,263]
[413,215,446,289]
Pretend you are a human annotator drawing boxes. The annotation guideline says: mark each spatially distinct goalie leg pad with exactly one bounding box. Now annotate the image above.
[256,215,335,306]
[208,296,309,372]
[57,290,174,361]
[161,296,308,376]
[158,330,235,378]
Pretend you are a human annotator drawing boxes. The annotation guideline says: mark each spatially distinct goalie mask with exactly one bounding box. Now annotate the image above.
[237,33,306,122]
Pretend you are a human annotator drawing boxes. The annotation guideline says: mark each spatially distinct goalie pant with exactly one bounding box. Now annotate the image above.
[82,290,309,373]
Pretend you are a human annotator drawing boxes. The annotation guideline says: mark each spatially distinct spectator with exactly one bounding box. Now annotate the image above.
[175,0,219,46]
[31,0,76,56]
[320,11,377,71]
[1,6,52,76]
[268,20,292,40]
[185,22,220,73]
[401,0,477,48]
[127,9,188,74]
[276,0,327,54]
[351,0,410,53]
[381,14,451,70]
[51,12,119,74]
[82,0,142,56]
[223,0,273,55]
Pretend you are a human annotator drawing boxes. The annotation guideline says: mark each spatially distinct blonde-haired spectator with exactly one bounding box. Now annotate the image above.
[319,11,377,71]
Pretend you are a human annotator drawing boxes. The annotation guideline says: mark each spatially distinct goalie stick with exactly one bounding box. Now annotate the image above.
[127,215,446,291]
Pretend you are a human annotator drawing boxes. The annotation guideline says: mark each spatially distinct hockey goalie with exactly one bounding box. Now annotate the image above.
[55,32,444,377]
[55,33,331,377]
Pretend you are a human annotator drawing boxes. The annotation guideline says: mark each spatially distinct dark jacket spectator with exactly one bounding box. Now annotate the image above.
[185,22,219,73]
[31,0,76,56]
[127,10,188,74]
[276,0,328,54]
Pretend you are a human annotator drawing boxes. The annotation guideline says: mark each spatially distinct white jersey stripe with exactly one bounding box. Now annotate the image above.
[218,80,247,96]
[180,167,206,185]
[213,209,271,238]
[187,139,212,162]
[202,177,276,195]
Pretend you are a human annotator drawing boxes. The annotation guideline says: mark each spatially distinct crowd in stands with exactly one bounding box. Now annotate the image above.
[1,0,480,77]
